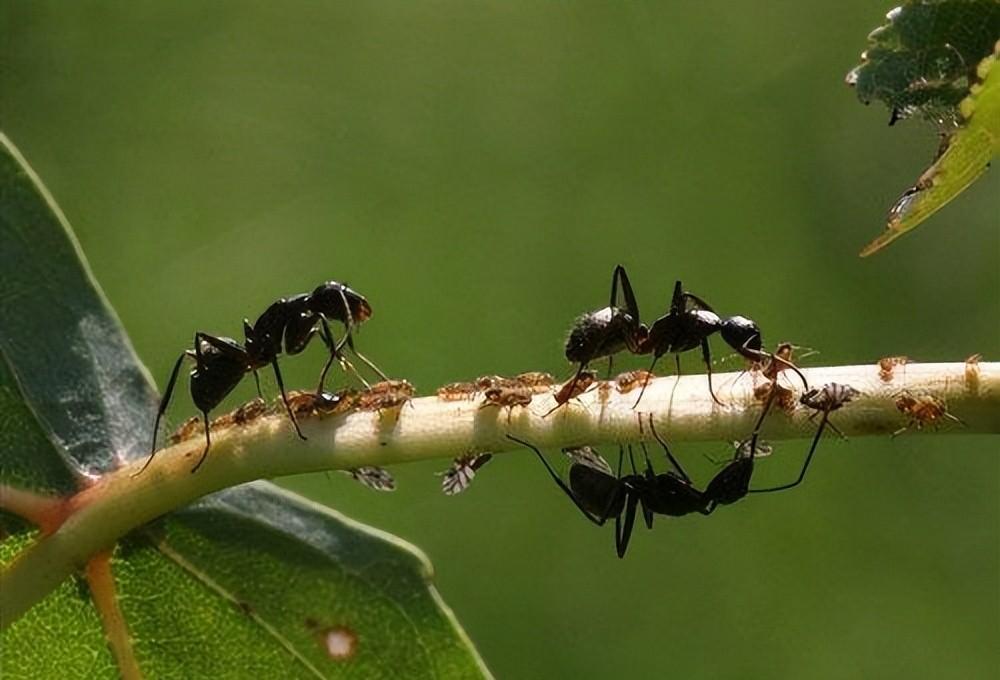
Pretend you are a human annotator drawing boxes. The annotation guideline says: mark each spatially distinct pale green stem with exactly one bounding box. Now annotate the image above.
[2,361,997,628]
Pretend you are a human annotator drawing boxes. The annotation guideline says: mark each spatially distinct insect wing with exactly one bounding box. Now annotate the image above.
[563,447,613,475]
[345,466,396,492]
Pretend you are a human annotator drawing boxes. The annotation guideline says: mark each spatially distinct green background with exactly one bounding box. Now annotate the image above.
[3,2,997,678]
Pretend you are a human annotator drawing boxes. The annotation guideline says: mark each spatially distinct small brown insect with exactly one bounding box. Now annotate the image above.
[732,439,773,459]
[615,370,656,394]
[893,390,963,436]
[965,353,982,395]
[343,466,396,491]
[800,382,860,438]
[436,381,479,401]
[357,380,415,411]
[549,370,598,412]
[169,416,204,445]
[801,383,859,413]
[232,397,267,424]
[511,372,555,392]
[474,374,503,391]
[285,390,323,417]
[438,453,494,495]
[481,384,534,418]
[877,356,909,383]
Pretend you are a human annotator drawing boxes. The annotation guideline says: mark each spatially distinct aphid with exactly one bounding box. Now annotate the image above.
[474,375,504,391]
[546,370,598,416]
[615,370,656,394]
[357,380,415,411]
[344,466,396,491]
[511,372,556,392]
[169,416,204,445]
[892,391,963,436]
[209,396,269,431]
[285,390,324,417]
[554,265,647,413]
[439,453,494,495]
[436,381,479,401]
[877,355,909,383]
[481,384,534,422]
[732,439,773,459]
[633,282,807,407]
[232,397,268,425]
[751,382,859,493]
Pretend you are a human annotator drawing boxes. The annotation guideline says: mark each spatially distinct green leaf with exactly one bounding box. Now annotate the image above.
[0,133,488,678]
[845,1,1000,256]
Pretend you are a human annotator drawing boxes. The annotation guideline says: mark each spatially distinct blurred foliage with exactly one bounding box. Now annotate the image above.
[1,2,997,679]
[847,0,1000,126]
[0,137,485,678]
[846,0,1000,255]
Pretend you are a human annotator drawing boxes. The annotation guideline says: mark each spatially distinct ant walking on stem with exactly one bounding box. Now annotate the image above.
[631,281,809,408]
[141,280,384,474]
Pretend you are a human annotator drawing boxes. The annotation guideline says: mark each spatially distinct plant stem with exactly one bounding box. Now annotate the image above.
[2,361,997,627]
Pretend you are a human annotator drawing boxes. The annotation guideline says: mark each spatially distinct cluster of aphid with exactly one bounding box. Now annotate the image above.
[143,270,966,556]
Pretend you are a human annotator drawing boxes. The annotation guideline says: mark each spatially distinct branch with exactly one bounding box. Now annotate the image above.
[2,361,997,627]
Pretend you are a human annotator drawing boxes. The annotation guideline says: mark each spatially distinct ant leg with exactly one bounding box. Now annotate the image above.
[631,355,661,409]
[751,413,829,494]
[136,351,189,475]
[506,435,607,526]
[615,493,640,558]
[606,354,614,380]
[253,370,263,398]
[272,360,307,440]
[190,410,212,473]
[345,333,388,381]
[331,287,356,355]
[613,265,641,321]
[315,320,341,393]
[647,415,691,482]
[701,338,724,406]
[669,280,685,315]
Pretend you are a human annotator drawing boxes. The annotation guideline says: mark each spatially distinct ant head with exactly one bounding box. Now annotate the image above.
[720,315,762,358]
[310,281,373,324]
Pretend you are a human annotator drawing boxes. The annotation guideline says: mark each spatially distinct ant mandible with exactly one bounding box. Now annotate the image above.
[142,280,383,474]
[551,265,647,412]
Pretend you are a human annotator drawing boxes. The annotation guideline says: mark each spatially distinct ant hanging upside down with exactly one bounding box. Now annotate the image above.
[140,281,385,474]
[507,416,761,558]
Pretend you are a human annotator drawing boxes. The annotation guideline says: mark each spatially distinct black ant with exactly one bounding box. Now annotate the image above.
[552,265,647,413]
[142,281,382,474]
[750,382,859,494]
[632,281,808,408]
[510,432,708,558]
